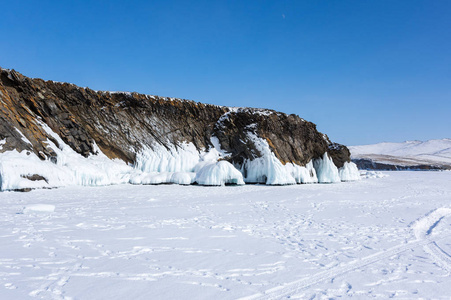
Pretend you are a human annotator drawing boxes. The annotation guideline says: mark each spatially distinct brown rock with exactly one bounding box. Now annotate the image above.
[0,67,351,171]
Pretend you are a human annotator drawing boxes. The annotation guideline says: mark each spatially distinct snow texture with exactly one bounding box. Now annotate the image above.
[1,171,451,299]
[360,170,388,179]
[22,204,55,213]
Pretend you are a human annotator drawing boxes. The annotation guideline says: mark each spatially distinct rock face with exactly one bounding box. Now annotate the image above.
[352,158,451,171]
[0,67,356,190]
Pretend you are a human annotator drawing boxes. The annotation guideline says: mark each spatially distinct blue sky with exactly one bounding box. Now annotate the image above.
[1,0,450,145]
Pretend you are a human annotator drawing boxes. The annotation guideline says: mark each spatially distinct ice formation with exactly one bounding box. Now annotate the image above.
[313,153,341,183]
[135,142,201,173]
[0,123,134,191]
[195,161,245,186]
[285,161,318,184]
[339,161,361,181]
[360,170,387,179]
[129,171,196,185]
[0,125,360,191]
[239,133,317,185]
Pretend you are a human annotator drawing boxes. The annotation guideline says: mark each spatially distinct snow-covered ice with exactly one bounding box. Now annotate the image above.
[1,171,451,299]
[22,204,55,214]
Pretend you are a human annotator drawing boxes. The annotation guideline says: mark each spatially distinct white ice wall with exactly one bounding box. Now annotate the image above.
[135,142,201,173]
[339,161,361,181]
[240,133,318,185]
[0,124,359,191]
[195,161,245,186]
[313,153,341,183]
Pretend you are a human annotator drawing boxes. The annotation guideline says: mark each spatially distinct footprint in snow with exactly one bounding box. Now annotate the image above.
[4,283,17,289]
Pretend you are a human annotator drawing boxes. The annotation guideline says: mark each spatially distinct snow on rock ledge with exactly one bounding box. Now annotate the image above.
[0,123,134,191]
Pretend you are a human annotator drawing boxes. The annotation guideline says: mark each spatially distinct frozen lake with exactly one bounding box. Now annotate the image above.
[1,171,451,299]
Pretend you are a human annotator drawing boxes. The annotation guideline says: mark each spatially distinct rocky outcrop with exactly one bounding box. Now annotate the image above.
[0,67,356,190]
[352,158,451,171]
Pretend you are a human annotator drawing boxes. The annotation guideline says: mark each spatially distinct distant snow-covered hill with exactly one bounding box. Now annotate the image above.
[349,139,451,170]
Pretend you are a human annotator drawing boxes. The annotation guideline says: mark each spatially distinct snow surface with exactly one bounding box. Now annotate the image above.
[22,204,55,213]
[359,170,388,179]
[1,171,451,299]
[350,139,451,166]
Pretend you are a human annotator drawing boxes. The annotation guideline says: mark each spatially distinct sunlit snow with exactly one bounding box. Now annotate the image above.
[1,171,451,299]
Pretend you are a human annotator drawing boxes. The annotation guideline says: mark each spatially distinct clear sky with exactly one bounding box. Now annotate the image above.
[1,0,450,145]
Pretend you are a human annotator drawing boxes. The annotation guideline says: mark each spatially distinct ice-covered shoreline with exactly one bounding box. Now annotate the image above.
[0,122,360,191]
[1,67,359,191]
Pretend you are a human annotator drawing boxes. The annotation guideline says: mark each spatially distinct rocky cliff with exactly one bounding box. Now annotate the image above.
[0,67,359,191]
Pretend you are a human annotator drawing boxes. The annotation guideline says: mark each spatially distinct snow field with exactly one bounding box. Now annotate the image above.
[22,204,56,213]
[1,172,451,299]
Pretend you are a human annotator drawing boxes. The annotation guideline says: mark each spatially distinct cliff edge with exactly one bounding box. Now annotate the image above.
[0,67,359,191]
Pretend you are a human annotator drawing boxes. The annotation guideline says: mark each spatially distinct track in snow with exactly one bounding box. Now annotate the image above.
[416,208,451,273]
[243,207,451,300]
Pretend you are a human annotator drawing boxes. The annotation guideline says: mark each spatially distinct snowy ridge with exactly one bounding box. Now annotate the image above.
[350,139,451,167]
